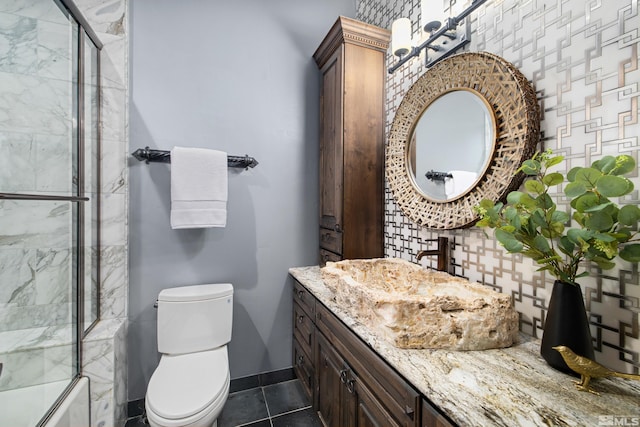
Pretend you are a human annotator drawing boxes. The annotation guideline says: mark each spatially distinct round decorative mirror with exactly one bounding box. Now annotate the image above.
[387,52,540,229]
[409,89,496,201]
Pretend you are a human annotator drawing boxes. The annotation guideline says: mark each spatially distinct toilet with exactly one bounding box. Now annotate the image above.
[145,283,234,427]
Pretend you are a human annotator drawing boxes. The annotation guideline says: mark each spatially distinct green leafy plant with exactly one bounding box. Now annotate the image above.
[474,149,640,284]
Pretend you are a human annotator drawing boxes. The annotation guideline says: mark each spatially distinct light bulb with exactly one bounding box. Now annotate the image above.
[421,0,447,33]
[391,18,411,57]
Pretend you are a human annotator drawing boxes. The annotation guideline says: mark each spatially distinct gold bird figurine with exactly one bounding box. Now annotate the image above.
[553,345,640,395]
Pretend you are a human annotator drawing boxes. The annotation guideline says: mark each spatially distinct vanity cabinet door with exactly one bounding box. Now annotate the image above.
[317,332,348,427]
[318,45,344,237]
[354,375,402,427]
[317,330,402,427]
[316,303,420,427]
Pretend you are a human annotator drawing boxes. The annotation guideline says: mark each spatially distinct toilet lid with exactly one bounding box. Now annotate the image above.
[147,347,229,420]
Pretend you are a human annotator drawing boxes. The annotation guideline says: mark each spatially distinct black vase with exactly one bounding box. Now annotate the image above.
[540,280,595,374]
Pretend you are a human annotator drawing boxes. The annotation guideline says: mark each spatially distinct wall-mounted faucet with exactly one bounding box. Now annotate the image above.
[416,236,449,273]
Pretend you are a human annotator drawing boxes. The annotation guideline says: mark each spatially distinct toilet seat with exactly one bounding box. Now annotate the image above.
[146,347,229,422]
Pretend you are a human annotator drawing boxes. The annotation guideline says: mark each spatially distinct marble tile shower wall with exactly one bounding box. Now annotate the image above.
[356,0,639,374]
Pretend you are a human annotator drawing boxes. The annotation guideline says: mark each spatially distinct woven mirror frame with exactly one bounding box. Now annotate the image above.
[387,52,540,229]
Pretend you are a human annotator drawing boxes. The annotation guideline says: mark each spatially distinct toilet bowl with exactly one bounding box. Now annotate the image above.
[145,284,234,427]
[145,349,230,427]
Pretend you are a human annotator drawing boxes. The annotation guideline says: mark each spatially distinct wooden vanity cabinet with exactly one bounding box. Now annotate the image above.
[313,17,390,264]
[292,278,424,427]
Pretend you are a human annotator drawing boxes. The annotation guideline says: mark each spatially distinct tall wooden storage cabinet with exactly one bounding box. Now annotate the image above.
[313,17,390,264]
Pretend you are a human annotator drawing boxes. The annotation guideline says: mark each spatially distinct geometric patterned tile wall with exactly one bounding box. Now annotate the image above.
[357,0,639,374]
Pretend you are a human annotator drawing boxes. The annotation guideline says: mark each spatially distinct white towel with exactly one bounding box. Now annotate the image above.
[445,170,478,199]
[170,146,228,229]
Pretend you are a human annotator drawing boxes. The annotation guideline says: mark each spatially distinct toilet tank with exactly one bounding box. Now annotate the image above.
[157,283,233,355]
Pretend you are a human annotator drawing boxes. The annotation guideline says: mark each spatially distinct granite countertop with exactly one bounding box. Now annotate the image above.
[289,266,640,427]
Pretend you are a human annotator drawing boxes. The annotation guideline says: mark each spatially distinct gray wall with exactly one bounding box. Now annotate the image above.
[128,0,356,400]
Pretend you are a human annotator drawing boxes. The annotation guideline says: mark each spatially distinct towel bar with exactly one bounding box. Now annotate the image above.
[132,147,259,169]
[425,170,453,182]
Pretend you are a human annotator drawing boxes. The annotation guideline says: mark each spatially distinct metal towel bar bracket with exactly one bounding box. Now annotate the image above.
[132,147,259,169]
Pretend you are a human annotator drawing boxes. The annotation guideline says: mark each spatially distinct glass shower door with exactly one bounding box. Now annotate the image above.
[0,0,101,425]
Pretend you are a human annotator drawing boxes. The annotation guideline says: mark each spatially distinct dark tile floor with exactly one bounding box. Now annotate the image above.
[125,378,321,427]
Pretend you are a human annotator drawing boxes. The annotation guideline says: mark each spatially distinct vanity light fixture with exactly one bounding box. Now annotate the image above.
[388,0,488,73]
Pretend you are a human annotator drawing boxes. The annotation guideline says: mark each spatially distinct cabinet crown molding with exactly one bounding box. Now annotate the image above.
[313,16,390,68]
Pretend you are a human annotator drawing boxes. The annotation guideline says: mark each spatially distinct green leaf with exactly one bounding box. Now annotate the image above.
[525,179,545,195]
[620,244,640,262]
[536,193,554,209]
[597,175,634,197]
[618,205,640,226]
[506,191,524,205]
[572,193,600,213]
[542,172,564,187]
[495,228,523,252]
[564,181,587,198]
[478,199,496,210]
[593,232,617,243]
[533,235,551,252]
[592,156,616,174]
[520,194,538,210]
[611,228,632,242]
[592,257,616,270]
[567,167,581,182]
[585,211,614,231]
[519,160,541,175]
[574,168,603,188]
[544,155,564,168]
[573,211,586,227]
[551,210,570,223]
[548,221,565,237]
[504,207,522,230]
[610,155,636,176]
[559,236,575,254]
[475,217,491,227]
[584,201,613,213]
[567,228,594,244]
[530,210,547,228]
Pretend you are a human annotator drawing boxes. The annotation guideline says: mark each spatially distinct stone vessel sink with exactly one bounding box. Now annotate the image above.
[321,258,519,350]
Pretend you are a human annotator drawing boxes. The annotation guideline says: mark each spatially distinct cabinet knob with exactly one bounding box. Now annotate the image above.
[340,369,348,384]
[297,355,304,365]
[297,315,305,324]
[334,224,342,233]
[346,378,355,394]
[405,405,415,419]
[297,290,304,299]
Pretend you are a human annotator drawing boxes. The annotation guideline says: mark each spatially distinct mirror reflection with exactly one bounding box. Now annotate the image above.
[408,90,495,201]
